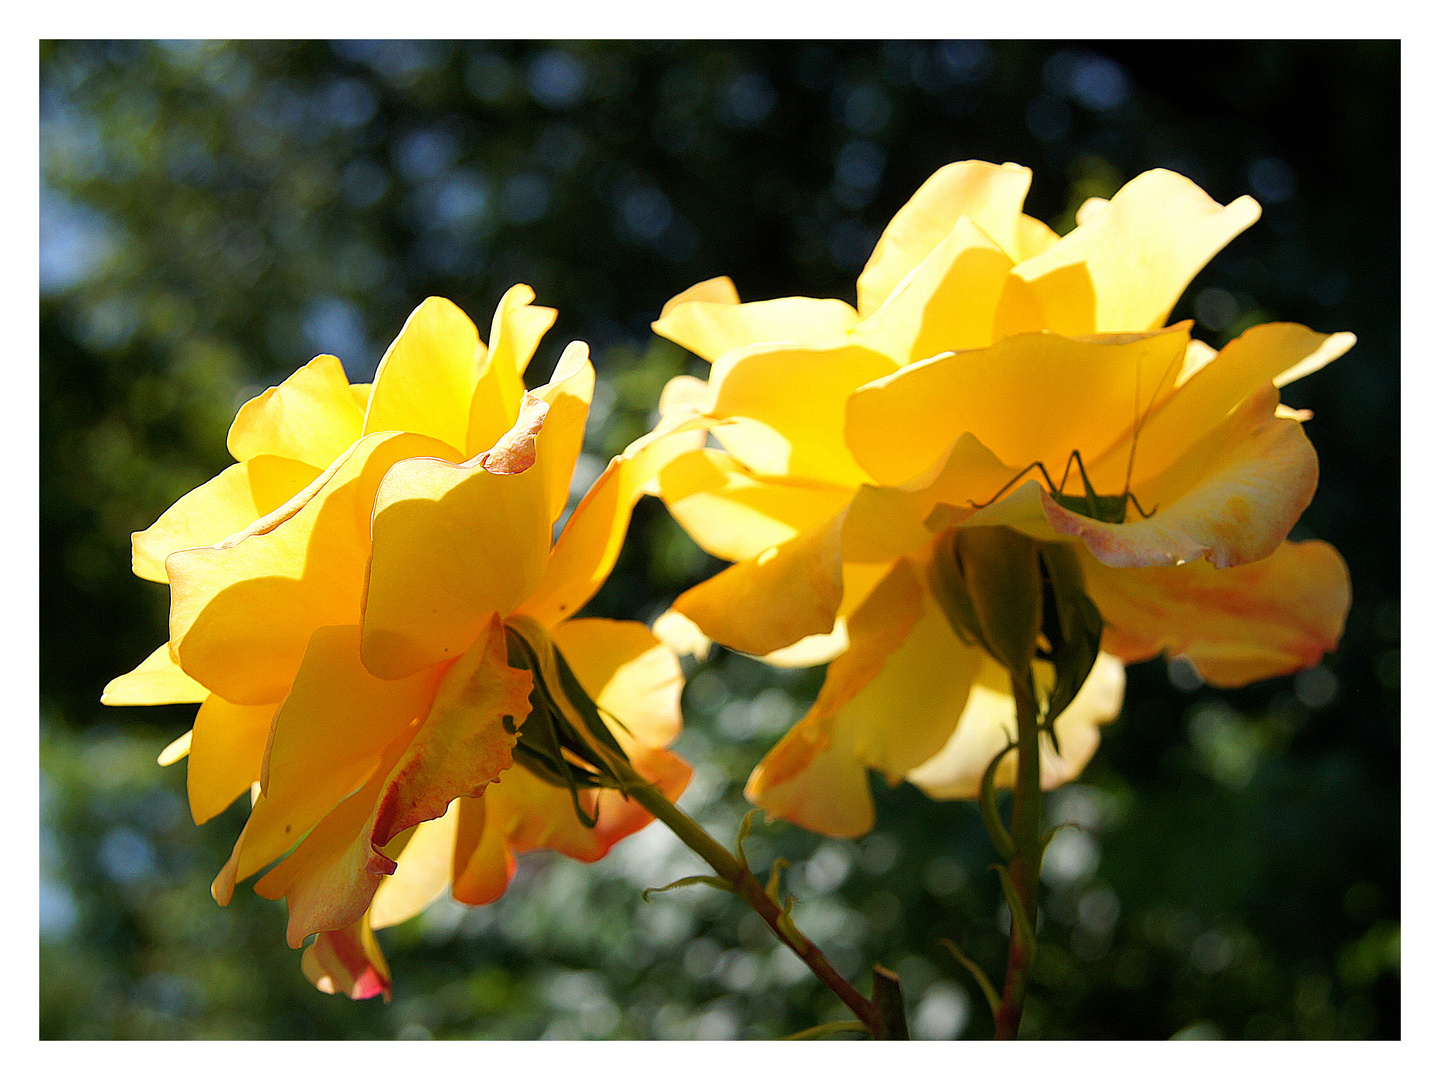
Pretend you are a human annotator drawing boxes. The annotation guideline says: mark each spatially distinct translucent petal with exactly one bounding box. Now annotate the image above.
[657,448,854,563]
[672,510,846,658]
[465,284,558,456]
[167,431,453,704]
[653,274,859,361]
[363,297,481,452]
[906,653,1124,798]
[227,354,365,469]
[846,328,1190,489]
[707,340,895,485]
[1011,170,1260,334]
[549,617,684,749]
[1086,539,1350,687]
[856,160,1034,315]
[361,404,553,680]
[188,694,275,825]
[369,803,460,930]
[102,643,207,705]
[132,456,320,583]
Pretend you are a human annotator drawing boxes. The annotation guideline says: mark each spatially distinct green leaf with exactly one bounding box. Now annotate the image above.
[640,874,735,901]
[1037,542,1104,732]
[992,864,1037,955]
[782,1021,869,1040]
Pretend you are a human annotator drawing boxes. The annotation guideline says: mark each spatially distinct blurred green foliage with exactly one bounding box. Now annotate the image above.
[39,40,1398,1039]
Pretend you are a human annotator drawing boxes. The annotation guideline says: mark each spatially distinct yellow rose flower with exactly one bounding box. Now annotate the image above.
[103,286,703,998]
[650,162,1352,838]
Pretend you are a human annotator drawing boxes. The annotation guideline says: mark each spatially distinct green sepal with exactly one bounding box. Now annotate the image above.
[870,965,910,1040]
[640,874,735,901]
[765,857,791,904]
[939,938,1002,1022]
[1037,542,1104,734]
[952,527,1043,693]
[926,530,983,648]
[992,864,1037,955]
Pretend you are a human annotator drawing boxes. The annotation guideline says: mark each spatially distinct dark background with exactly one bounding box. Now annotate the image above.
[39,40,1399,1039]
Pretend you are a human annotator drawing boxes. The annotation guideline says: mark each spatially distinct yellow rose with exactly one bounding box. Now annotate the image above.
[104,286,703,998]
[650,162,1352,838]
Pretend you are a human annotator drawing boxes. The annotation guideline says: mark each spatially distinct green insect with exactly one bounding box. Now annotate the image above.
[969,348,1181,525]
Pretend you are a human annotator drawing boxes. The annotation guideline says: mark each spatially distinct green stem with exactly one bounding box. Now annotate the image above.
[994,673,1042,1040]
[605,751,897,1039]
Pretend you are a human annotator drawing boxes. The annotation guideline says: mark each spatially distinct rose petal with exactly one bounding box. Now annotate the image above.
[227,354,365,469]
[363,297,481,453]
[1084,538,1350,686]
[102,642,207,706]
[652,274,859,361]
[301,917,392,1001]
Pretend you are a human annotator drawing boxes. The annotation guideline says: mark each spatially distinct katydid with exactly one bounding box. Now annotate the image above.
[967,344,1184,524]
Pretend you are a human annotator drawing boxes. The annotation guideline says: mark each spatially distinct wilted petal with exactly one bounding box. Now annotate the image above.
[856,160,1034,315]
[1035,385,1319,570]
[227,354,365,469]
[301,917,391,1002]
[361,403,552,680]
[1084,539,1350,687]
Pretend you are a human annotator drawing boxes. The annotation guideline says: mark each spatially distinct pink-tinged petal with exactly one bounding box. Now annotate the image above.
[856,161,1034,315]
[549,618,684,750]
[852,216,1015,360]
[360,400,552,680]
[188,694,275,825]
[465,284,558,456]
[227,354,365,469]
[167,431,454,704]
[1085,539,1350,687]
[1010,170,1260,335]
[301,917,392,1001]
[673,510,846,658]
[369,803,460,930]
[905,653,1124,798]
[102,643,207,705]
[652,274,859,361]
[846,328,1189,489]
[132,456,321,583]
[657,448,855,563]
[528,341,596,525]
[747,557,954,838]
[363,297,481,452]
[707,341,896,486]
[517,380,708,627]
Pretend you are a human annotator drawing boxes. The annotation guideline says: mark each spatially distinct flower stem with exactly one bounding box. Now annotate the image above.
[605,751,899,1039]
[994,673,1042,1040]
